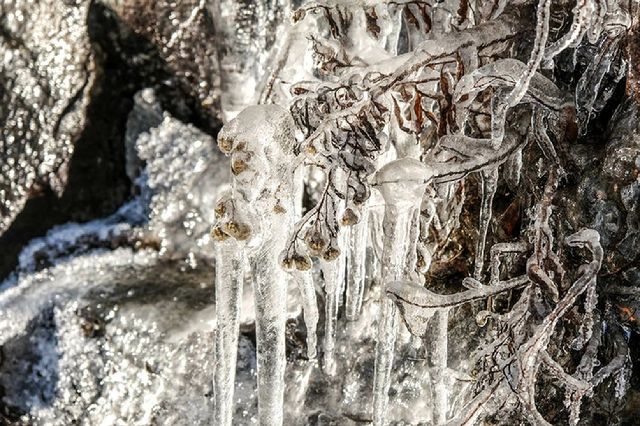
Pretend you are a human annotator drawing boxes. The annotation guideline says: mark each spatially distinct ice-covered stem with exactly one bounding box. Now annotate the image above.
[516,228,603,425]
[371,157,432,426]
[544,0,595,61]
[214,105,298,425]
[346,204,369,321]
[526,168,564,302]
[487,242,529,308]
[495,0,551,146]
[388,274,530,312]
[213,240,245,426]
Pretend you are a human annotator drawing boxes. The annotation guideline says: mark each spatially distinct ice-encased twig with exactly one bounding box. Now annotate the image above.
[346,204,370,321]
[516,229,603,425]
[387,275,530,314]
[213,240,245,426]
[544,0,595,61]
[501,0,551,131]
[371,158,432,426]
[495,0,550,147]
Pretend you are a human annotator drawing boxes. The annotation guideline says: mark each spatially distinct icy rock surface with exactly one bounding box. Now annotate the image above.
[9,89,230,277]
[0,0,93,234]
[134,93,229,260]
[0,249,218,425]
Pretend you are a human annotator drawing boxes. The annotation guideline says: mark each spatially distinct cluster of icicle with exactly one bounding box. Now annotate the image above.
[210,0,634,424]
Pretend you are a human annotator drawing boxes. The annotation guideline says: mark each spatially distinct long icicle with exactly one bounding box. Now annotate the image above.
[372,158,431,425]
[431,308,450,425]
[321,232,346,376]
[253,250,288,425]
[346,205,370,321]
[292,270,319,359]
[473,167,499,280]
[213,240,245,426]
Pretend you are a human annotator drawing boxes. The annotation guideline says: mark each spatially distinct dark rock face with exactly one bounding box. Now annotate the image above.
[0,0,94,235]
[0,1,222,280]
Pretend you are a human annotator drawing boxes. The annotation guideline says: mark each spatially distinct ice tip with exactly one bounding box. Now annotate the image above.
[217,104,296,155]
[565,228,600,248]
[370,158,432,187]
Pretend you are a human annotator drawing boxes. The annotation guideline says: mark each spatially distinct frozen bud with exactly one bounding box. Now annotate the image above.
[231,151,251,176]
[211,226,230,242]
[322,244,341,261]
[341,207,360,226]
[292,8,305,23]
[294,254,313,271]
[291,86,309,96]
[273,201,287,214]
[305,228,329,254]
[352,184,370,205]
[304,143,318,156]
[223,221,252,241]
[218,136,234,154]
[476,310,492,327]
[214,202,226,219]
[279,250,312,271]
[279,251,294,270]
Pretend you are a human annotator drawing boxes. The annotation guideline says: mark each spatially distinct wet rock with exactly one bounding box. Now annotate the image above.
[0,0,94,235]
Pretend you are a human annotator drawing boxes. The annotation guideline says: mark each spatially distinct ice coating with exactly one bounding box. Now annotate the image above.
[212,0,289,121]
[320,249,346,376]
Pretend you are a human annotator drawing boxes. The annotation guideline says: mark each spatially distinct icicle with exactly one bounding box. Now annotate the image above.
[473,167,499,280]
[575,36,623,132]
[212,0,288,121]
[321,235,346,376]
[213,240,245,426]
[252,252,288,425]
[292,270,319,359]
[504,147,523,189]
[346,204,370,321]
[371,158,431,426]
[430,308,449,425]
[214,105,298,426]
